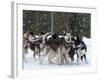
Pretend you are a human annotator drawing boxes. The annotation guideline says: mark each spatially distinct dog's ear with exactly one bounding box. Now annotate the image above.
[71,37,75,41]
[76,36,80,40]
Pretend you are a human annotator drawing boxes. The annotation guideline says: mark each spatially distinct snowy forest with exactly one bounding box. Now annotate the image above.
[23,10,91,38]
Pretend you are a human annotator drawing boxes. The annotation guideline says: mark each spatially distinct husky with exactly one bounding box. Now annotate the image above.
[28,32,41,60]
[28,32,47,60]
[23,32,29,62]
[57,37,72,64]
[71,36,88,64]
[41,32,72,65]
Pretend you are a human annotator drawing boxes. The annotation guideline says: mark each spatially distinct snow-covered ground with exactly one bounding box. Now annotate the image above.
[24,37,91,70]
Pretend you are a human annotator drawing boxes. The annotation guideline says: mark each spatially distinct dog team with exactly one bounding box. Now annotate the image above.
[23,31,88,65]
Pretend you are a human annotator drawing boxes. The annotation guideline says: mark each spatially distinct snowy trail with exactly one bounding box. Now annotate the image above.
[24,37,91,70]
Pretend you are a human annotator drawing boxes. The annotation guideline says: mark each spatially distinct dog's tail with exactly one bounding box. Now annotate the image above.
[42,32,52,44]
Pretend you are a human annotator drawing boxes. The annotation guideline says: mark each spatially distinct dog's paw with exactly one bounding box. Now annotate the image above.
[85,61,88,64]
[76,62,80,65]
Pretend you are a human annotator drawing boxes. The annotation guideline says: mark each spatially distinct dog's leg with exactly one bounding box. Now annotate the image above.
[63,53,67,64]
[80,49,88,64]
[71,56,74,63]
[48,58,54,64]
[39,53,45,64]
[77,56,81,64]
[33,51,36,60]
[66,53,69,64]
[81,56,83,62]
[38,47,41,60]
[65,48,71,64]
[60,55,63,64]
[39,47,47,64]
[56,47,61,65]
[48,58,51,64]
[60,54,65,64]
[23,48,28,63]
[59,48,64,65]
[76,49,81,64]
[58,56,62,65]
[83,54,86,62]
[23,54,27,63]
[76,54,79,63]
[47,48,56,64]
[83,54,88,64]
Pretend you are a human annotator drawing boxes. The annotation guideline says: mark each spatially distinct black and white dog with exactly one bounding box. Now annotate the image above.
[70,36,88,64]
[28,32,42,60]
[23,32,46,62]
